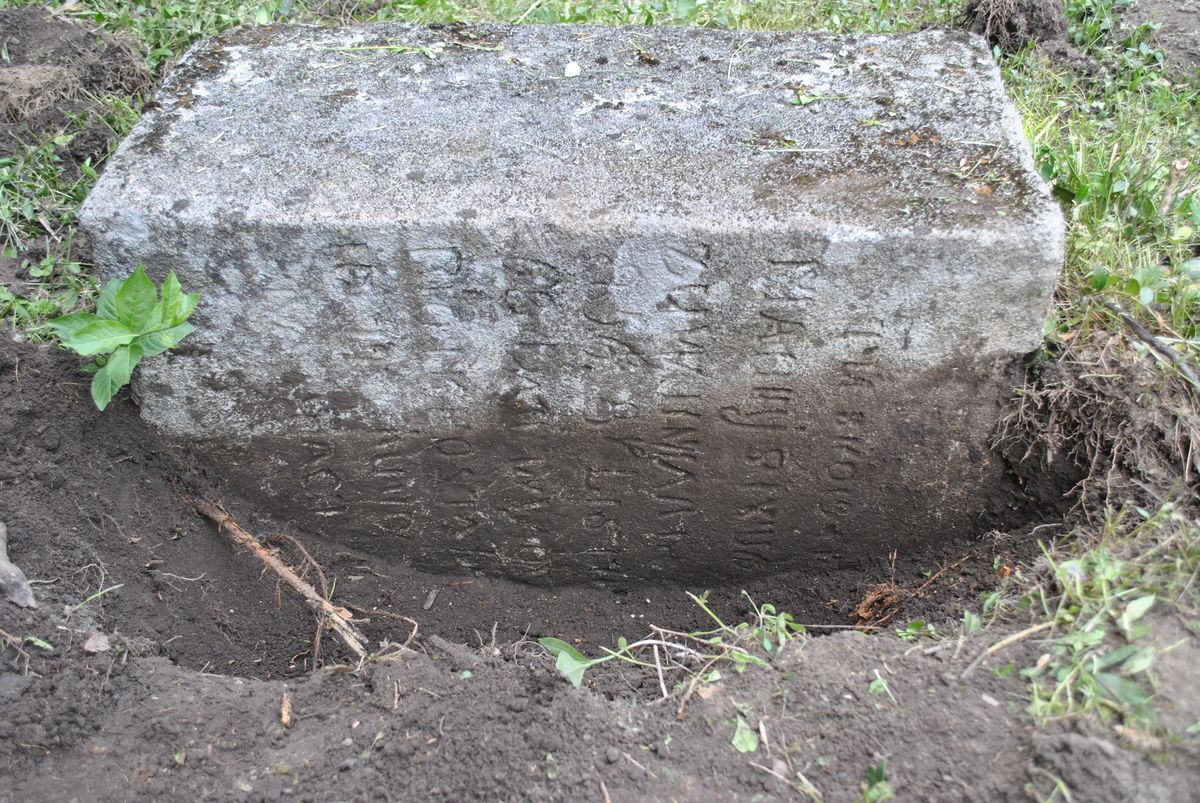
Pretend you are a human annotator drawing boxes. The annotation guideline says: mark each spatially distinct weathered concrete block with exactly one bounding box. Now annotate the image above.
[82,23,1063,584]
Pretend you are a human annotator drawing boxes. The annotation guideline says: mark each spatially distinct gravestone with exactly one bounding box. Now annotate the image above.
[82,23,1063,584]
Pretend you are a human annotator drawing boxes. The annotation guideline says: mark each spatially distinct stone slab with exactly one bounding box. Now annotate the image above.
[81,23,1064,584]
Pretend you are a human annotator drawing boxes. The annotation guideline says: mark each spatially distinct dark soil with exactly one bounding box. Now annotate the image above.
[960,0,1068,53]
[2,9,1199,802]
[1125,0,1200,80]
[0,7,149,163]
[2,309,1197,802]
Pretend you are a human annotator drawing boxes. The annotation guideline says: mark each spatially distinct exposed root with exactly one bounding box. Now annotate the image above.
[994,335,1200,526]
[958,0,1067,53]
[344,603,420,649]
[194,500,368,659]
[268,531,331,666]
[853,551,974,627]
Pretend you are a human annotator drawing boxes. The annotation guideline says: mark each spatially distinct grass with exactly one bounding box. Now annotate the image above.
[0,95,139,336]
[1024,505,1189,726]
[1,0,1197,743]
[978,501,1199,735]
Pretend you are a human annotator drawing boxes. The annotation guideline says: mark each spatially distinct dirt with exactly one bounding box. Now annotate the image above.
[1,302,1197,803]
[0,7,149,292]
[2,8,1199,802]
[960,0,1068,53]
[0,7,149,164]
[1125,0,1200,80]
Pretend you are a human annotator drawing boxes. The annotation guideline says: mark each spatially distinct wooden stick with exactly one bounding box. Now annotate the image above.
[194,500,367,658]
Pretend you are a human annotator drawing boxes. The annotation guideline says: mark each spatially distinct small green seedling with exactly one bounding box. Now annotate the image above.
[869,670,897,705]
[895,619,938,641]
[862,761,894,802]
[48,265,198,410]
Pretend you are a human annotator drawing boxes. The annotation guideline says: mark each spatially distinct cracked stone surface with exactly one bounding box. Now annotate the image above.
[82,23,1064,584]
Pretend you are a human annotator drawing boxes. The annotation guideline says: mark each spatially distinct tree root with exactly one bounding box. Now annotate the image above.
[194,500,368,659]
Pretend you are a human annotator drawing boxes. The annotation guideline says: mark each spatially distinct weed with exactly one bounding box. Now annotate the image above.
[358,731,385,761]
[0,132,96,330]
[868,670,898,705]
[23,635,53,652]
[48,266,198,409]
[731,716,759,753]
[1006,31,1199,355]
[539,590,805,689]
[895,619,938,641]
[1017,504,1197,728]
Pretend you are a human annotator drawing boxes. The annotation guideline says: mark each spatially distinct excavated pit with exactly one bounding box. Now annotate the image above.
[0,334,1085,681]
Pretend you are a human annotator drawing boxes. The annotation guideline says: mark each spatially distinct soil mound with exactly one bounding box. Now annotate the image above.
[0,7,149,164]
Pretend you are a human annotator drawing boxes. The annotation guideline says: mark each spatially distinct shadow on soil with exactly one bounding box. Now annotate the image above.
[2,307,1197,803]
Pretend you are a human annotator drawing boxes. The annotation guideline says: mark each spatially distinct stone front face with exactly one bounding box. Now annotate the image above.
[82,23,1063,583]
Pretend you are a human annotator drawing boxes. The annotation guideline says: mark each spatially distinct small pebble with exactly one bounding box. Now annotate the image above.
[605,746,620,764]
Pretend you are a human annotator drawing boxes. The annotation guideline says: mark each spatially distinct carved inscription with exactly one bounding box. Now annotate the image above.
[820,322,885,536]
[731,446,786,570]
[501,452,555,573]
[427,437,485,556]
[648,246,712,550]
[288,436,419,543]
[751,259,817,377]
[222,237,990,585]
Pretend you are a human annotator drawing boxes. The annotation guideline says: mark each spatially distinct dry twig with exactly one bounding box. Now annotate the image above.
[960,620,1055,679]
[1104,300,1200,393]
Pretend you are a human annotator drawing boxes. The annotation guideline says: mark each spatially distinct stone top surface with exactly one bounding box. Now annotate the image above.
[88,22,1057,234]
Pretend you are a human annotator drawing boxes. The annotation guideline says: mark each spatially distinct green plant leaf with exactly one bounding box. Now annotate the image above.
[555,650,591,688]
[1095,671,1151,708]
[90,362,119,410]
[114,265,158,330]
[48,311,98,341]
[1094,643,1140,671]
[96,278,121,320]
[139,321,195,357]
[139,299,168,334]
[161,272,199,325]
[731,717,759,753]
[1120,647,1154,676]
[1119,596,1155,636]
[539,637,588,663]
[63,319,136,356]
[90,343,142,410]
